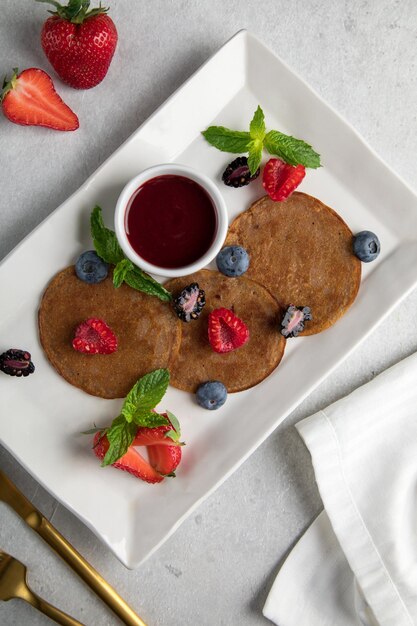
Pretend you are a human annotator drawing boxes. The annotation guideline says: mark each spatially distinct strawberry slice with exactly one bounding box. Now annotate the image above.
[1,68,79,131]
[134,422,183,476]
[147,444,181,476]
[208,307,250,354]
[262,158,306,202]
[93,432,164,484]
[73,318,117,354]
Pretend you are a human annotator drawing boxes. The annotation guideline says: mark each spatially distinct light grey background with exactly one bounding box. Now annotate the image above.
[1,1,417,624]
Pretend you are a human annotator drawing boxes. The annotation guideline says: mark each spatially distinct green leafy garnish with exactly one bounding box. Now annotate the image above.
[121,369,170,424]
[164,410,183,443]
[201,127,251,154]
[90,206,172,302]
[102,415,138,467]
[202,105,321,174]
[91,205,124,265]
[264,130,321,169]
[98,369,173,467]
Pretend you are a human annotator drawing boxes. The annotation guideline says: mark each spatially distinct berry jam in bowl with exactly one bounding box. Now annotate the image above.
[114,164,228,277]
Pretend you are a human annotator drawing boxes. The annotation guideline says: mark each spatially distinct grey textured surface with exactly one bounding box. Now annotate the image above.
[1,1,417,625]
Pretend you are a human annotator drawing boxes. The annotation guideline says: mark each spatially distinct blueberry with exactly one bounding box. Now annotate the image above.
[352,231,381,263]
[196,381,227,410]
[75,250,109,284]
[216,246,250,277]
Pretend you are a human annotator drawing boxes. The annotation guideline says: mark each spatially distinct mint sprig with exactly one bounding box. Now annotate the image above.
[121,369,170,424]
[202,105,321,174]
[98,369,172,467]
[90,206,172,302]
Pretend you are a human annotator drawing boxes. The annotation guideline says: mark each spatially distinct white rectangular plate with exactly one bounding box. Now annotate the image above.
[1,31,417,568]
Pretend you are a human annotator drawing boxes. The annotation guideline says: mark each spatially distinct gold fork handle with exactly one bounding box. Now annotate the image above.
[25,588,85,626]
[27,512,146,626]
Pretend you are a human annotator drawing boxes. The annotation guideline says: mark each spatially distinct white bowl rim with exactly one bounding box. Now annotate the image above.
[114,163,229,278]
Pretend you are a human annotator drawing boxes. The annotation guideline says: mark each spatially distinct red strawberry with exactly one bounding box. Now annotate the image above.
[134,421,183,476]
[93,432,164,484]
[1,68,78,131]
[73,318,117,354]
[208,307,250,354]
[37,0,118,89]
[262,158,306,202]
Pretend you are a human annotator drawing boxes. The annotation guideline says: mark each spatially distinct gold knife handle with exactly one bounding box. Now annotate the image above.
[26,588,85,626]
[25,511,147,626]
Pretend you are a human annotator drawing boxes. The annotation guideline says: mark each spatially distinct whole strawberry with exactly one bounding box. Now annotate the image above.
[36,0,118,89]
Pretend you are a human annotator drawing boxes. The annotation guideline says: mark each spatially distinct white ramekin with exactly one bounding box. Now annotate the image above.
[114,164,228,278]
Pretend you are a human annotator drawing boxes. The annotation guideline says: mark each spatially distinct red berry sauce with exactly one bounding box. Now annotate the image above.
[125,175,217,269]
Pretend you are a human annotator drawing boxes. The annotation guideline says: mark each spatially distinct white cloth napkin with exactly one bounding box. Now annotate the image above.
[264,351,417,626]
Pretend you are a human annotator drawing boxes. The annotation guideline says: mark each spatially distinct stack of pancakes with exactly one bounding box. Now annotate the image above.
[39,193,361,398]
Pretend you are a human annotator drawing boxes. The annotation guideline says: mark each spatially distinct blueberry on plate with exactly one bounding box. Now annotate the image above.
[75,250,109,284]
[352,231,381,263]
[196,381,227,410]
[216,246,250,277]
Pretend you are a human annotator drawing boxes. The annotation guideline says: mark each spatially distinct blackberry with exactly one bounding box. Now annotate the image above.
[281,306,312,338]
[222,156,260,188]
[0,349,35,377]
[173,283,206,322]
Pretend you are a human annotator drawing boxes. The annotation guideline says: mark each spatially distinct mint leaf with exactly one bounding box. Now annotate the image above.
[113,258,133,288]
[121,369,170,423]
[247,139,263,175]
[90,206,124,265]
[202,127,251,153]
[101,415,137,467]
[132,411,169,428]
[249,106,266,142]
[264,131,321,169]
[125,267,172,302]
[166,410,181,438]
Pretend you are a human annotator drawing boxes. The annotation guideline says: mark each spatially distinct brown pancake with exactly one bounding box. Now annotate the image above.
[165,270,286,393]
[225,193,361,334]
[39,267,181,398]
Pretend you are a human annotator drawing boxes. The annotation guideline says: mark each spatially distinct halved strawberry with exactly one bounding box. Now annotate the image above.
[262,158,305,201]
[133,420,183,476]
[208,307,250,354]
[93,432,163,484]
[73,318,117,354]
[147,444,181,476]
[1,68,79,131]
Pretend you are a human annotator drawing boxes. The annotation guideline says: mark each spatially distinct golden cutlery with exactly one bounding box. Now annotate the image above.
[0,470,147,626]
[0,549,84,625]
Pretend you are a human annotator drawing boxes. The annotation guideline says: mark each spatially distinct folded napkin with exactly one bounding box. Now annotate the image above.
[264,351,417,626]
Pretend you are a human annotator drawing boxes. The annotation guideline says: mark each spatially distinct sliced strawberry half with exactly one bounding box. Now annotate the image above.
[73,318,117,355]
[133,421,183,476]
[262,158,306,202]
[1,68,79,131]
[208,307,250,354]
[94,432,164,484]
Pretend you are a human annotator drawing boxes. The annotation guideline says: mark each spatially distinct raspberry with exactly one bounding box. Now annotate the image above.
[262,158,306,201]
[72,318,117,354]
[208,308,249,353]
